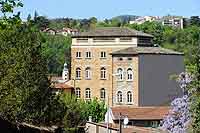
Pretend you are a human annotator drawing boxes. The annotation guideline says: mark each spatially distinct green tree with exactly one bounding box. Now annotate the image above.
[89,17,97,29]
[190,16,200,26]
[41,34,71,75]
[190,40,200,132]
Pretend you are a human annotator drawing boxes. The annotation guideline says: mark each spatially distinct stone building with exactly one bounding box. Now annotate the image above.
[71,27,184,107]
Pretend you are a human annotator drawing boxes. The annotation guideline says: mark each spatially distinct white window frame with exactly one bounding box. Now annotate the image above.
[117,68,124,81]
[86,51,91,59]
[127,91,133,104]
[85,88,91,99]
[127,68,133,81]
[100,51,106,58]
[75,88,81,99]
[100,67,106,79]
[100,88,106,100]
[76,51,81,58]
[85,67,91,80]
[117,91,123,103]
[76,68,81,79]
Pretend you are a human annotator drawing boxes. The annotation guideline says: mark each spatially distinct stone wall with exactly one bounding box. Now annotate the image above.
[112,55,139,107]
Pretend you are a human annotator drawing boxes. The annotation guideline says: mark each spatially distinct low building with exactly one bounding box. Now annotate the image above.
[162,17,184,29]
[50,63,74,94]
[129,16,159,24]
[107,106,170,128]
[42,28,57,35]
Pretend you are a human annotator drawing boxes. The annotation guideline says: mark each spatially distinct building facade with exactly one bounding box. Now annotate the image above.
[162,17,184,29]
[71,27,184,107]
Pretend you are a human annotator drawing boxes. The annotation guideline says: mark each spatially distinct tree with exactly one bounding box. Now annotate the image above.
[27,14,31,22]
[190,40,200,132]
[89,17,97,29]
[41,34,71,74]
[0,24,52,124]
[160,73,192,132]
[190,16,200,26]
[34,15,50,30]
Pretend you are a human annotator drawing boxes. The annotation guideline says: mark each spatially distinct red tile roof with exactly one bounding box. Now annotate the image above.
[111,106,170,120]
[52,82,73,89]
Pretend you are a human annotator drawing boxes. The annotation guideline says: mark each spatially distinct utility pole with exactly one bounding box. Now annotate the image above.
[107,94,109,133]
[119,113,122,133]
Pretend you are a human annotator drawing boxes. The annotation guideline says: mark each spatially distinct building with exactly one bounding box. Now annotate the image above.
[162,17,184,29]
[106,106,170,127]
[42,28,79,36]
[71,27,184,107]
[129,16,159,25]
[50,63,74,94]
[42,28,57,35]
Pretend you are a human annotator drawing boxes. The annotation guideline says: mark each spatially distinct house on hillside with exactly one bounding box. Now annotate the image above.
[42,28,57,35]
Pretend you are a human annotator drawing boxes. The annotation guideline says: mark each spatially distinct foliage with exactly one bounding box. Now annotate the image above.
[52,93,106,130]
[41,34,71,74]
[83,98,107,123]
[0,0,23,28]
[189,43,200,132]
[0,23,51,124]
[160,72,192,132]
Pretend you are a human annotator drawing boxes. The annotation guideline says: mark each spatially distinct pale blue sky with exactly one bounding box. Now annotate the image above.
[20,0,200,20]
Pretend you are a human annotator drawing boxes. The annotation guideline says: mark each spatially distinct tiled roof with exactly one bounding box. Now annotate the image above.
[49,76,63,81]
[111,47,183,55]
[72,27,153,38]
[111,106,170,120]
[122,126,164,133]
[52,82,73,89]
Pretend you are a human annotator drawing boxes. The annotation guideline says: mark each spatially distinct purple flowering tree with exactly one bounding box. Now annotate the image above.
[160,72,193,133]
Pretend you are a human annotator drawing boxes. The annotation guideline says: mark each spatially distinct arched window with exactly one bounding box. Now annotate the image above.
[85,88,91,99]
[117,68,123,81]
[100,88,106,100]
[75,88,81,99]
[100,67,106,79]
[117,91,123,103]
[85,67,91,79]
[127,91,132,103]
[76,68,81,79]
[127,68,133,81]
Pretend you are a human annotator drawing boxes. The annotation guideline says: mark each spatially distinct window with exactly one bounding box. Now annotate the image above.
[120,37,132,42]
[76,52,81,58]
[100,51,106,58]
[77,38,88,43]
[75,88,81,99]
[127,57,132,61]
[76,68,81,79]
[100,67,106,79]
[117,68,123,81]
[127,91,132,103]
[127,68,133,81]
[86,51,91,58]
[151,121,158,128]
[100,88,106,100]
[117,91,123,103]
[85,88,91,99]
[118,57,123,61]
[85,67,91,79]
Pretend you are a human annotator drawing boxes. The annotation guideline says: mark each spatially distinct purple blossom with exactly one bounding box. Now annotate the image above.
[160,72,192,133]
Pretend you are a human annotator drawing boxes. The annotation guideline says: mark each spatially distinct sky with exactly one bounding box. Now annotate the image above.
[20,0,200,20]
